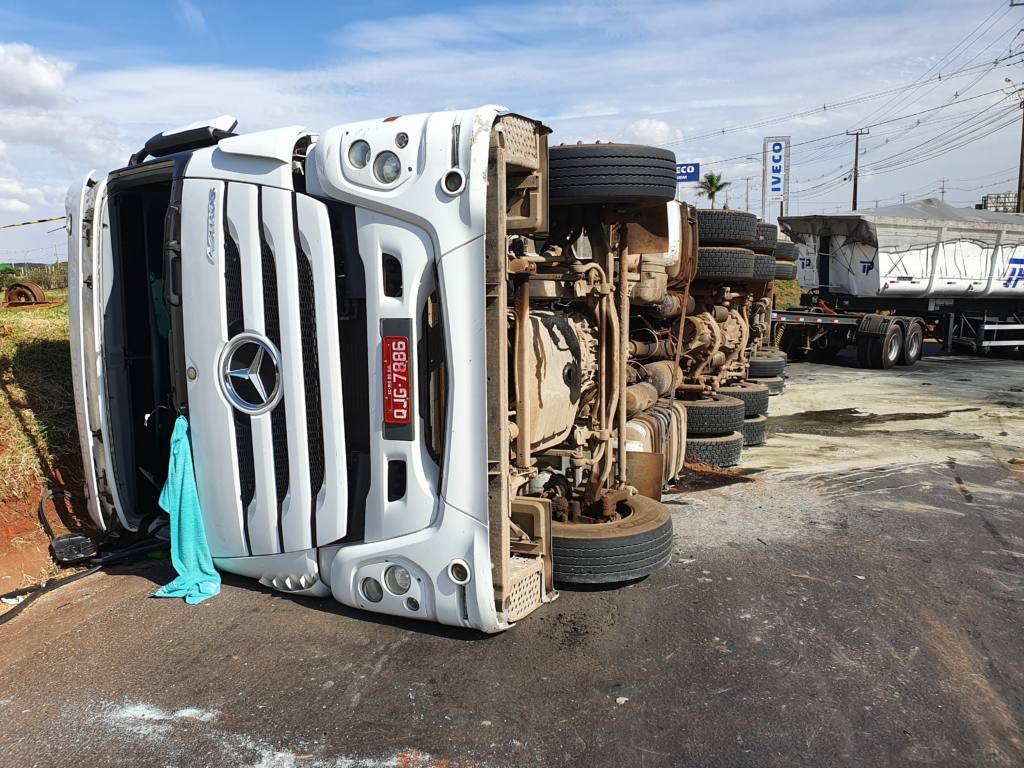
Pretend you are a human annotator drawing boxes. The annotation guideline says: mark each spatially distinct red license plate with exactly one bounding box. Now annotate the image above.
[382,335,411,424]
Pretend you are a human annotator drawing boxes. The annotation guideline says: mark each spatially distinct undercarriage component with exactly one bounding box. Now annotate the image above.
[752,223,778,254]
[775,260,798,280]
[682,394,745,436]
[752,252,775,281]
[551,494,673,584]
[718,380,770,417]
[759,375,786,396]
[695,209,757,246]
[685,431,743,467]
[513,310,599,452]
[4,280,46,305]
[548,143,678,205]
[696,247,754,281]
[748,352,787,378]
[740,414,768,446]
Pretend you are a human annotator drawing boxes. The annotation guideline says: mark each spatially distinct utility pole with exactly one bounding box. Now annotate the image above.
[901,192,907,204]
[1017,99,1024,213]
[744,177,751,212]
[847,128,870,211]
[940,178,947,201]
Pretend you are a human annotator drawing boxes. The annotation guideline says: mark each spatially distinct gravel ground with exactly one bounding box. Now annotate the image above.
[0,346,1022,767]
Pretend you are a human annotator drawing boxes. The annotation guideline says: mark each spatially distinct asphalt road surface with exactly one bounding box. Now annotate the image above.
[2,348,1023,767]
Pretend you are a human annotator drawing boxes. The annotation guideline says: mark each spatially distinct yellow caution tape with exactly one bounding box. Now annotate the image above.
[0,216,66,230]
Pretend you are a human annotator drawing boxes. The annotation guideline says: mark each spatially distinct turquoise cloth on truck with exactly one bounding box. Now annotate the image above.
[154,415,221,604]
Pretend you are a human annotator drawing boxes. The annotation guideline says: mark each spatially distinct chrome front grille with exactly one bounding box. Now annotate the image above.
[184,178,348,558]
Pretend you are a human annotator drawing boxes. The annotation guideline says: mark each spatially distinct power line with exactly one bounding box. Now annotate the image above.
[658,51,1024,149]
[698,87,1012,169]
[856,1,1012,127]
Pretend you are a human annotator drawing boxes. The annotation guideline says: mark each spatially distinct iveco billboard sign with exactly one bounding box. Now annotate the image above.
[762,136,790,219]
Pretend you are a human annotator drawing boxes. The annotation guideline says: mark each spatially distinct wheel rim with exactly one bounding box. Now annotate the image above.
[908,332,921,360]
[887,333,900,361]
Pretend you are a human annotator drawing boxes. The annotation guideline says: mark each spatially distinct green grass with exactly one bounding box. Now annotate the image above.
[0,294,77,504]
[773,279,802,310]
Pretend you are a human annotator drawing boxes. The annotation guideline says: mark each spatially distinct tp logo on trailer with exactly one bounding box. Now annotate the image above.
[1004,256,1024,289]
[675,163,700,183]
[861,260,875,275]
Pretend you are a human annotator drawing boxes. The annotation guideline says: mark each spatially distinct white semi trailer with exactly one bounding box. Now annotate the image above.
[773,198,1024,366]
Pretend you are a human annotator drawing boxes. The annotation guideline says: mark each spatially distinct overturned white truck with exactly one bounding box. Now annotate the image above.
[65,107,781,633]
[776,199,1024,364]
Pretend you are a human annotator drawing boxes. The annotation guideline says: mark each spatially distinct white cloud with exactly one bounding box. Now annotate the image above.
[176,0,206,34]
[0,176,66,218]
[0,111,126,168]
[0,198,30,214]
[622,119,683,146]
[0,43,72,108]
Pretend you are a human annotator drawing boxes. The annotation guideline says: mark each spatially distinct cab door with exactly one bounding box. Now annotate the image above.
[67,173,119,530]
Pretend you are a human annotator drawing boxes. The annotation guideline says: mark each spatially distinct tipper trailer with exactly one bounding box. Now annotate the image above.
[771,199,1024,366]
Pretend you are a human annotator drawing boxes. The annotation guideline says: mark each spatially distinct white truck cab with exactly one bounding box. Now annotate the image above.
[68,107,563,632]
[68,107,691,633]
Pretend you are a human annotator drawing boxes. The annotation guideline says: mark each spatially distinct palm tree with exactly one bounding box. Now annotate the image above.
[697,171,731,209]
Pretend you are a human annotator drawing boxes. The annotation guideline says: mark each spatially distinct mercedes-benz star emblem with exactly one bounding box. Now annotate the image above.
[219,333,283,415]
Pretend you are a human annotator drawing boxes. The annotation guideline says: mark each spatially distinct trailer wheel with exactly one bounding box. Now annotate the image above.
[548,144,678,205]
[869,324,903,370]
[740,414,768,446]
[752,252,775,281]
[752,223,778,254]
[552,495,673,585]
[718,380,770,416]
[748,353,786,378]
[686,432,743,467]
[899,322,923,366]
[696,247,755,280]
[696,209,758,246]
[773,260,797,280]
[682,394,745,435]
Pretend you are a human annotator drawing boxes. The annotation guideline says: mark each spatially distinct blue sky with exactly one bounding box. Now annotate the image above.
[1,0,1021,259]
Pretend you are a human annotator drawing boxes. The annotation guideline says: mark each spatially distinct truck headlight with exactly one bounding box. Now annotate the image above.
[383,565,411,595]
[348,140,371,169]
[373,151,402,184]
[361,577,384,602]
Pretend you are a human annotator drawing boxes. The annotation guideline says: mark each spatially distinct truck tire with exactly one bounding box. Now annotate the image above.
[552,495,673,584]
[856,336,872,368]
[683,394,745,435]
[686,432,743,467]
[899,322,923,366]
[752,223,778,254]
[740,414,768,446]
[549,144,678,205]
[748,353,786,378]
[696,209,757,246]
[774,260,797,280]
[774,242,797,262]
[759,375,786,395]
[752,252,775,281]
[718,381,770,416]
[697,247,755,280]
[870,324,903,370]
